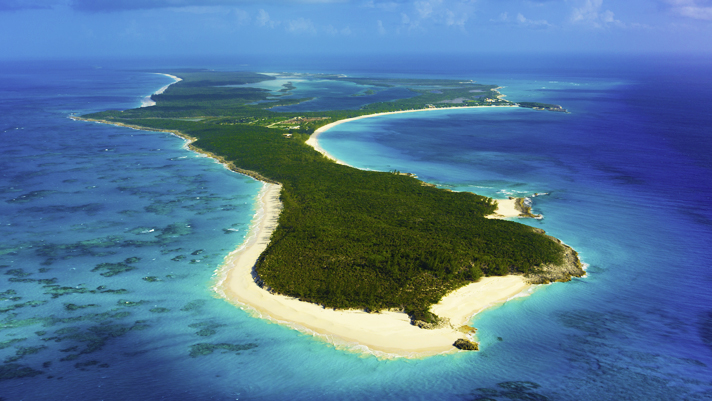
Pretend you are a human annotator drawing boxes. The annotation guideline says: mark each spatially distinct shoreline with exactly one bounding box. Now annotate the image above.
[141,73,182,108]
[214,182,536,358]
[306,105,516,166]
[306,105,532,220]
[74,89,550,358]
[211,105,544,358]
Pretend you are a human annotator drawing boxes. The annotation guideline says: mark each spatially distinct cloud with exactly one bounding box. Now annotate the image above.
[324,24,352,35]
[256,9,278,27]
[516,12,551,28]
[490,12,509,23]
[396,0,473,31]
[377,19,387,34]
[56,0,345,13]
[362,0,400,12]
[663,0,712,20]
[570,0,623,27]
[570,0,602,23]
[234,8,250,25]
[415,0,438,19]
[489,10,551,28]
[445,9,467,27]
[173,6,230,14]
[286,17,317,34]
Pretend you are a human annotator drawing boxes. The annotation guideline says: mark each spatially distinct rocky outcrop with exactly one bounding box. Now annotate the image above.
[526,231,585,284]
[513,197,542,219]
[453,338,479,351]
[412,315,452,330]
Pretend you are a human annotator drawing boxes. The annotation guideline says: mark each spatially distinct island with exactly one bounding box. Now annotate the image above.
[75,70,583,357]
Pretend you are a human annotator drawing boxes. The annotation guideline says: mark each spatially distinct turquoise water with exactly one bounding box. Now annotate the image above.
[314,58,712,399]
[1,57,711,400]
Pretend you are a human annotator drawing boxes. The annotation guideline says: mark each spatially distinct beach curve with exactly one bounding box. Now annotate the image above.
[214,181,535,357]
[215,106,542,358]
[77,89,537,357]
[307,106,526,219]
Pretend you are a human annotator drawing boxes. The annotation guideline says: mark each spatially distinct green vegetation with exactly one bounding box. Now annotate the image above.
[517,102,567,112]
[81,70,570,320]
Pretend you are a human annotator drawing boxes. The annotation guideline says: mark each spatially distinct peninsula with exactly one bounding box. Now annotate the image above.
[77,70,583,357]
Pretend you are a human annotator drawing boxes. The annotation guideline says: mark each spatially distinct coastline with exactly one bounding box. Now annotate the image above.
[141,73,182,107]
[75,87,563,358]
[307,105,516,166]
[214,182,536,358]
[74,114,538,357]
[211,105,545,358]
[306,106,531,221]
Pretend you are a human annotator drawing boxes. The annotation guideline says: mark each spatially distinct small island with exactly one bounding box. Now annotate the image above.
[76,70,583,357]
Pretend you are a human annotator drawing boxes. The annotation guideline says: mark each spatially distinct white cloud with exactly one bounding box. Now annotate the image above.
[174,6,225,14]
[286,17,316,34]
[490,12,509,23]
[256,8,277,28]
[570,0,624,27]
[445,9,467,27]
[377,19,387,34]
[234,8,250,25]
[366,0,476,33]
[664,0,712,20]
[678,6,712,19]
[325,24,338,35]
[517,12,551,28]
[70,0,349,13]
[324,24,352,35]
[415,0,437,19]
[571,0,602,23]
[400,0,473,31]
[363,1,399,12]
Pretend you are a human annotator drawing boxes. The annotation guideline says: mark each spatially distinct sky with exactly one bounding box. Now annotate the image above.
[1,0,711,60]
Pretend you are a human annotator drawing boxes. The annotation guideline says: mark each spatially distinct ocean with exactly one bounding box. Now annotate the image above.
[1,54,711,400]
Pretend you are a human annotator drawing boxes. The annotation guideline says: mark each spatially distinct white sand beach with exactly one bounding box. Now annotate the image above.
[79,104,537,357]
[307,107,526,221]
[141,74,182,107]
[216,182,535,358]
[488,198,522,219]
[306,105,515,165]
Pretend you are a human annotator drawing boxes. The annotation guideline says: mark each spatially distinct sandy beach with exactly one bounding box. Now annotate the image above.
[306,105,515,165]
[488,198,523,219]
[214,105,539,357]
[216,182,534,358]
[141,74,182,107]
[79,101,537,357]
[307,106,525,221]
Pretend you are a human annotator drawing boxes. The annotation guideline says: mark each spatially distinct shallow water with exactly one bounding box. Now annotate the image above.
[1,56,711,400]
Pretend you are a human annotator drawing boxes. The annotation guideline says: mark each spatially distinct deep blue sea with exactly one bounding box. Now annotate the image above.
[1,55,711,400]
